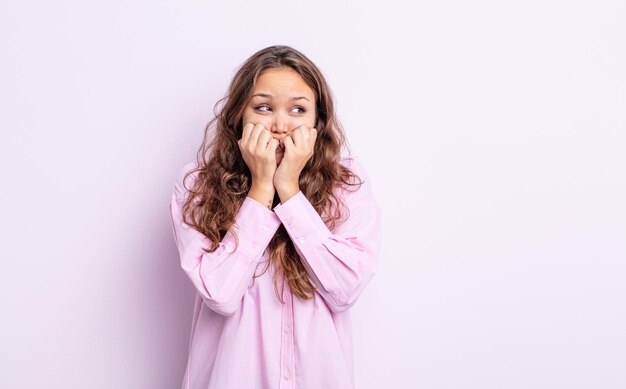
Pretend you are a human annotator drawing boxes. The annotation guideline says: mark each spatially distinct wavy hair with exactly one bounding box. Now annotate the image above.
[181,45,361,302]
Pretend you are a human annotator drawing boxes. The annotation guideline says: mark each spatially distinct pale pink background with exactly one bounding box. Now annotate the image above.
[1,0,625,388]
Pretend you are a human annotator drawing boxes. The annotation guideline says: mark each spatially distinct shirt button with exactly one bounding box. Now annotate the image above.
[262,225,269,232]
[284,327,290,333]
[283,375,290,381]
[298,237,305,244]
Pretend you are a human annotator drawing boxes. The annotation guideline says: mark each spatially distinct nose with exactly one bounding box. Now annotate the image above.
[271,111,289,135]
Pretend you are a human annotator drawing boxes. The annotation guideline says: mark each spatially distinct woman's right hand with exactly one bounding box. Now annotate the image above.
[238,123,279,208]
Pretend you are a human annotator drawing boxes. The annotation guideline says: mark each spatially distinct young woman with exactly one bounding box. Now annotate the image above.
[169,45,382,389]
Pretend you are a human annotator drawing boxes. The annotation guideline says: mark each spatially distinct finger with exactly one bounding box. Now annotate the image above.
[247,124,265,148]
[257,130,272,150]
[282,134,295,153]
[267,138,279,152]
[240,122,255,145]
[291,126,307,147]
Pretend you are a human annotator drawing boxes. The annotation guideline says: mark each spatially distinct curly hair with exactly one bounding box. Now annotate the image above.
[180,45,361,303]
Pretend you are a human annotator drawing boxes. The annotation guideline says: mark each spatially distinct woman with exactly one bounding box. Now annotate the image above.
[169,45,382,389]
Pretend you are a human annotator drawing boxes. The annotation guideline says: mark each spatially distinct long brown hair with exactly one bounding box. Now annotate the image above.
[181,45,361,302]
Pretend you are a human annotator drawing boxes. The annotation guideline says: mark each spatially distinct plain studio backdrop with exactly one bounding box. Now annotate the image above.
[1,0,624,388]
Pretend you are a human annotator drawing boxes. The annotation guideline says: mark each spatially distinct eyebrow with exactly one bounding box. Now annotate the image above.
[251,93,311,102]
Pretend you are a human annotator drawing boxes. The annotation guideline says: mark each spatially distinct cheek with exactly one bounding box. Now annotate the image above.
[290,113,317,129]
[307,112,318,129]
[242,110,272,128]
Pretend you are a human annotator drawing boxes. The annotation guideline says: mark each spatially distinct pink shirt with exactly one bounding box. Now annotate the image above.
[169,156,382,389]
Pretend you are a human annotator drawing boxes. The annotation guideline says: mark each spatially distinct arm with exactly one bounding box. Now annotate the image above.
[169,162,282,316]
[273,158,383,313]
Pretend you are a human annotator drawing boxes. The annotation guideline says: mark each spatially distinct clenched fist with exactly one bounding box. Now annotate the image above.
[238,123,279,208]
[274,125,317,202]
[238,123,280,183]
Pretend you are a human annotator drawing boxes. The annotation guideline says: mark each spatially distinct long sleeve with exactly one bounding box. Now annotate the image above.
[273,157,382,313]
[169,162,282,316]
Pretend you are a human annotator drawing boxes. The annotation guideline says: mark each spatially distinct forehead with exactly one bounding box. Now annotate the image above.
[253,67,315,99]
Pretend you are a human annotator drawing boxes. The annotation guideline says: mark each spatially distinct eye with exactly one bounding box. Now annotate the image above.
[292,106,306,113]
[255,105,271,112]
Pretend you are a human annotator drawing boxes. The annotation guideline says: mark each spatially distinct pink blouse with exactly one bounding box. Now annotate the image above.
[169,156,382,389]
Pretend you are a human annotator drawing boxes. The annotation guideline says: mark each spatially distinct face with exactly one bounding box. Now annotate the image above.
[242,66,317,164]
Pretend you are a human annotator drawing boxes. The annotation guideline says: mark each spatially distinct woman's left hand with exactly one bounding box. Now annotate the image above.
[274,126,317,202]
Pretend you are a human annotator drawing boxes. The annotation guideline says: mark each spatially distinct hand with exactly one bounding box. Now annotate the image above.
[274,125,317,203]
[238,123,279,208]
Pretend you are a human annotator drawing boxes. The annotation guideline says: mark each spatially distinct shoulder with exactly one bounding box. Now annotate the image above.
[173,160,200,199]
[337,155,377,206]
[339,155,372,184]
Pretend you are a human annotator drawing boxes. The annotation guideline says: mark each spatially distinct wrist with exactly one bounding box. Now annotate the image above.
[275,182,300,203]
[250,178,274,192]
[248,181,276,210]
